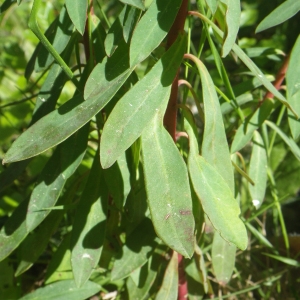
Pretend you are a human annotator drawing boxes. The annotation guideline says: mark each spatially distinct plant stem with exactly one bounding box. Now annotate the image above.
[163,0,189,299]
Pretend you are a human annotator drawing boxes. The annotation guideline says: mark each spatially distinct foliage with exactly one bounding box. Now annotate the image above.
[1,0,300,299]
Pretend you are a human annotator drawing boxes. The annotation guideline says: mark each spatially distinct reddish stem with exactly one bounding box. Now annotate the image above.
[163,1,189,299]
[262,53,290,101]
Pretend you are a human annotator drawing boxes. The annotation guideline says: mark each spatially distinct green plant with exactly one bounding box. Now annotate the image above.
[1,0,300,299]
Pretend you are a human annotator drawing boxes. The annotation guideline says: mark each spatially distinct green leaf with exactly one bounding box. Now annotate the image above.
[287,35,300,139]
[65,0,87,35]
[129,0,182,66]
[0,0,16,14]
[0,199,28,262]
[256,0,300,33]
[198,13,297,116]
[220,0,241,57]
[205,0,219,14]
[141,112,195,258]
[104,6,126,56]
[266,120,300,161]
[212,232,236,284]
[45,234,73,284]
[231,99,274,153]
[120,0,145,11]
[126,256,158,300]
[35,6,74,72]
[111,218,157,281]
[123,5,142,43]
[287,35,300,97]
[262,253,300,267]
[194,245,208,293]
[248,131,268,209]
[185,119,247,250]
[3,45,133,164]
[100,33,186,168]
[71,150,108,287]
[19,280,101,300]
[155,251,178,300]
[26,124,89,232]
[103,150,131,209]
[188,56,234,191]
[245,223,273,248]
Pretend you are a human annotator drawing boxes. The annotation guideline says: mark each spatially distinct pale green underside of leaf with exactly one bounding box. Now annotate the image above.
[205,0,219,14]
[256,0,300,33]
[220,0,241,57]
[248,131,268,209]
[155,252,178,300]
[212,233,236,284]
[195,59,234,192]
[100,33,186,168]
[129,0,182,66]
[65,0,87,35]
[19,280,101,300]
[142,113,195,258]
[120,0,145,10]
[185,120,247,250]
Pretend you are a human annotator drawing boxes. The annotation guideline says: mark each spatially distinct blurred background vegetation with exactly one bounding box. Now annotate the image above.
[0,0,300,299]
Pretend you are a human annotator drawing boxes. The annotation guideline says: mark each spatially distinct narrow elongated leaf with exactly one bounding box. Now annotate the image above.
[190,57,234,191]
[3,44,133,164]
[26,124,89,232]
[100,33,186,168]
[185,119,247,250]
[212,233,236,284]
[287,35,300,97]
[220,0,241,57]
[120,0,145,10]
[205,0,219,14]
[19,280,101,300]
[45,234,73,284]
[15,178,80,276]
[104,7,126,56]
[231,99,274,153]
[248,131,268,209]
[156,252,178,300]
[287,36,300,139]
[111,218,157,280]
[0,0,16,14]
[123,5,141,43]
[0,199,28,262]
[142,112,195,258]
[65,0,87,35]
[266,120,300,161]
[256,0,300,33]
[287,90,300,140]
[71,150,108,287]
[35,6,74,71]
[198,14,297,115]
[129,0,182,66]
[103,150,131,209]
